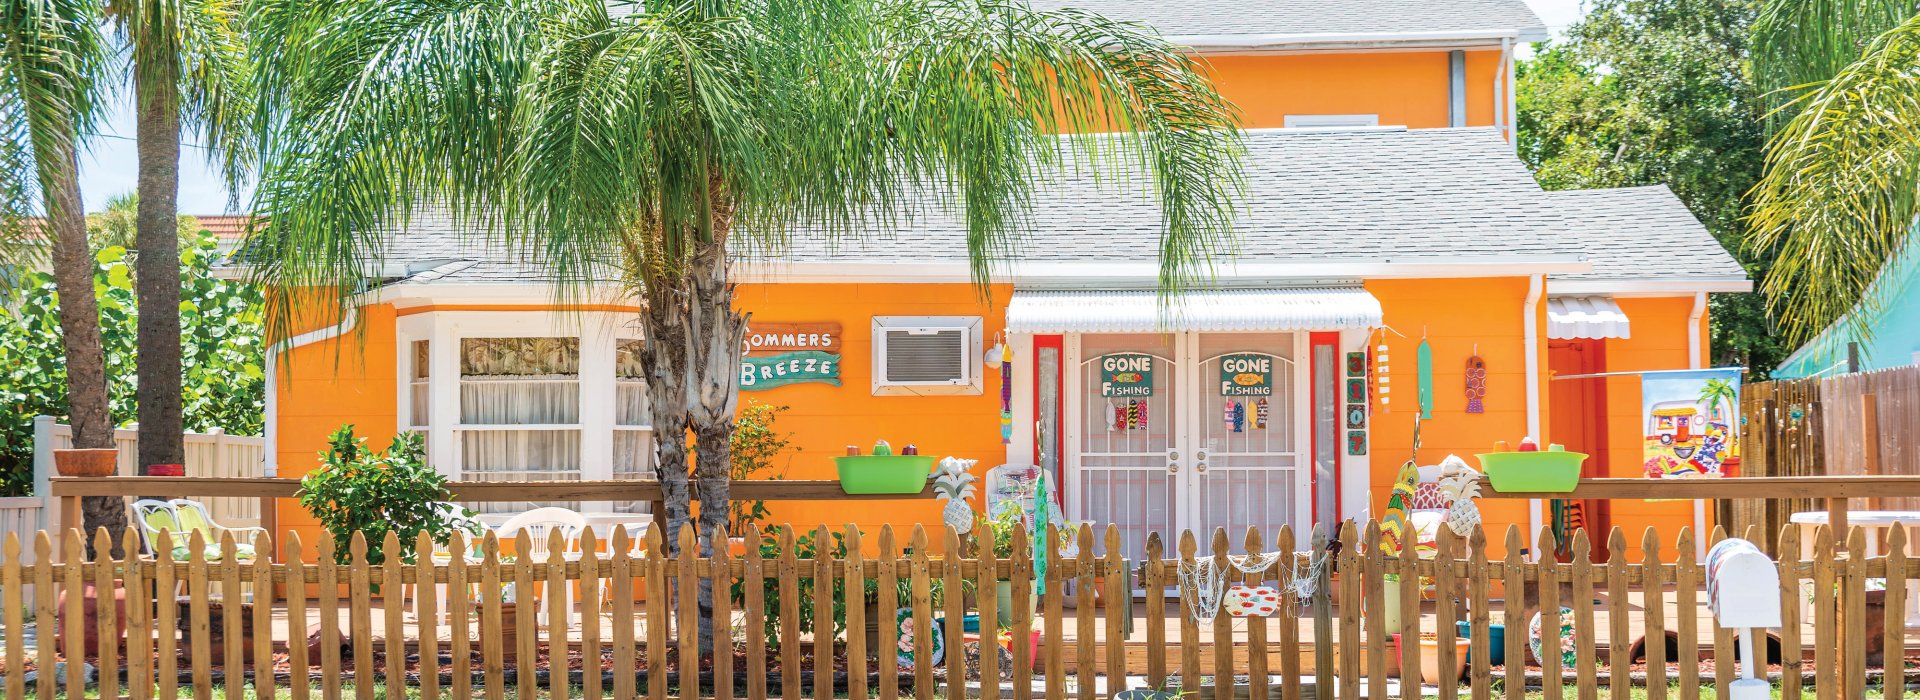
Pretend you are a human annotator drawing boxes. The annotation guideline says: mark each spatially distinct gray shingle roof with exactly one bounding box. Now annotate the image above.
[1546,185,1748,281]
[349,127,1743,289]
[1023,0,1548,44]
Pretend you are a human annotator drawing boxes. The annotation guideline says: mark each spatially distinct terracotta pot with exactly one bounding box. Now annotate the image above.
[53,449,118,477]
[55,581,127,660]
[1418,636,1470,684]
[147,463,185,477]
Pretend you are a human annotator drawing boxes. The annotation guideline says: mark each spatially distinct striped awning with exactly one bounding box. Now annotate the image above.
[1546,295,1631,340]
[1005,287,1382,334]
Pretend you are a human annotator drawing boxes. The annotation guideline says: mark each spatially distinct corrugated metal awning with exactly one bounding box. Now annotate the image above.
[1546,295,1631,340]
[1006,287,1382,334]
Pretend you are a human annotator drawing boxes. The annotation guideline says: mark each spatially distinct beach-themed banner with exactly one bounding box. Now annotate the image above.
[1099,352,1155,397]
[1641,368,1741,478]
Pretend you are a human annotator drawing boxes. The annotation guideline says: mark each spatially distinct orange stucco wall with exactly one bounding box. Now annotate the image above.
[1204,50,1505,129]
[1362,277,1538,558]
[731,283,1011,539]
[272,303,403,543]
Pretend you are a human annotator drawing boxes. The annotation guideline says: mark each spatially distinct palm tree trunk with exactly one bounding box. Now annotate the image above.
[687,236,745,657]
[641,277,693,552]
[42,136,126,553]
[133,46,185,475]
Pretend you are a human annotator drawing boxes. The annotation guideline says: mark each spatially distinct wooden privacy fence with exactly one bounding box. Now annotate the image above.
[0,520,1902,700]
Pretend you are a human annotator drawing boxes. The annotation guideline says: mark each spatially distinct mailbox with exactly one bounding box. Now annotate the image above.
[1705,538,1782,628]
[1704,538,1780,700]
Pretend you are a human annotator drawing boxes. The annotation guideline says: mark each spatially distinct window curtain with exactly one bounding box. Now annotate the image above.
[460,337,583,513]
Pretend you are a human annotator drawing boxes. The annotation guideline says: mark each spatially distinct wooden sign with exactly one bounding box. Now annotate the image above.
[1218,353,1275,397]
[742,322,842,355]
[1098,353,1155,397]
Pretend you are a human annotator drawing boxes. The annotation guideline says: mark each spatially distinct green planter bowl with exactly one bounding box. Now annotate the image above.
[1475,451,1588,493]
[834,455,936,494]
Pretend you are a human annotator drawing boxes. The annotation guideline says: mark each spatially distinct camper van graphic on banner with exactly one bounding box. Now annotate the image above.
[1099,353,1155,397]
[1641,368,1741,478]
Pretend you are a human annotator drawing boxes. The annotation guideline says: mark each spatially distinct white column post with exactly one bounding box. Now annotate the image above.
[580,315,617,512]
[32,415,56,528]
[429,316,462,478]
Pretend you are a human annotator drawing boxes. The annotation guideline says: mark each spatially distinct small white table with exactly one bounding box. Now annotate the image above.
[1790,510,1920,626]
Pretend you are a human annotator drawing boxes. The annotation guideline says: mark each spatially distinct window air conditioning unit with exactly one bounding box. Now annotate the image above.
[872,316,983,396]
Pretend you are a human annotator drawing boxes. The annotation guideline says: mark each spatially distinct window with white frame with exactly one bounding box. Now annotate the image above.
[397,311,656,515]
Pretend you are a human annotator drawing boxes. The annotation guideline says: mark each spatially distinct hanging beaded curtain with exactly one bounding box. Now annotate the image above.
[460,337,582,513]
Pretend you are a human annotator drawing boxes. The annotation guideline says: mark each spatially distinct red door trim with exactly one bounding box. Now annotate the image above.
[1033,335,1065,484]
[1310,332,1339,526]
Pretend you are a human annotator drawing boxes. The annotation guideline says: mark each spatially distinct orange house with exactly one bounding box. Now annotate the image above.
[252,0,1748,562]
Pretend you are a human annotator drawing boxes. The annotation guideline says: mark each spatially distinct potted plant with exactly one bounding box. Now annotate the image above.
[834,440,937,494]
[53,448,118,477]
[296,425,486,567]
[985,508,1040,626]
[725,402,791,552]
[1416,631,1470,684]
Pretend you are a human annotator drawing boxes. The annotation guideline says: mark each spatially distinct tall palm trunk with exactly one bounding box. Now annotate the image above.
[640,275,693,549]
[133,43,185,475]
[42,139,124,551]
[687,236,745,655]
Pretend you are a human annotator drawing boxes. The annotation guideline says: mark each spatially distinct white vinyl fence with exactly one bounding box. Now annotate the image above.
[1,416,264,610]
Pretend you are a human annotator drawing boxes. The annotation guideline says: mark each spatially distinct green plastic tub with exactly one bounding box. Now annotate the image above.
[1475,451,1588,492]
[834,455,936,494]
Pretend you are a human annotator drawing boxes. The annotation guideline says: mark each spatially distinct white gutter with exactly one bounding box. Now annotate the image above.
[1524,273,1543,558]
[1687,291,1708,559]
[1169,28,1536,52]
[262,307,360,477]
[739,257,1592,285]
[1548,278,1752,295]
[1498,38,1515,150]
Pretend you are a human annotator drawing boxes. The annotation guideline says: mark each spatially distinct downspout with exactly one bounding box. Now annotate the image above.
[1687,291,1707,559]
[1523,274,1543,557]
[1499,37,1517,149]
[1449,50,1467,127]
[262,308,360,477]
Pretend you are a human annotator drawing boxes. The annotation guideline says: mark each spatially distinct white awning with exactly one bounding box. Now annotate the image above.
[1006,287,1382,334]
[1546,295,1631,340]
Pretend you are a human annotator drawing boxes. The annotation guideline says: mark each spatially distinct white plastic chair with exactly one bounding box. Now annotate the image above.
[496,507,587,624]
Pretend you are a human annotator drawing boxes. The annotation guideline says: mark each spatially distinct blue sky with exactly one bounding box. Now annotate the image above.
[76,0,1587,215]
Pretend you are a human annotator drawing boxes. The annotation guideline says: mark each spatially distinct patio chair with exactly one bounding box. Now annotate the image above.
[496,507,587,624]
[133,499,187,556]
[168,498,266,562]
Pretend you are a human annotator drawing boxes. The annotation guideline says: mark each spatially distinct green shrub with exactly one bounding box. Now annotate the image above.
[725,401,792,535]
[296,425,482,565]
[0,231,264,496]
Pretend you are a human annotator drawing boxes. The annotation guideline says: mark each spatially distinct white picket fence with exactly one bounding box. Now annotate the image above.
[0,416,265,608]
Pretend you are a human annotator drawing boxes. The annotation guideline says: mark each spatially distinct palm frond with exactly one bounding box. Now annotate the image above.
[1752,0,1917,128]
[1746,13,1920,345]
[0,0,110,286]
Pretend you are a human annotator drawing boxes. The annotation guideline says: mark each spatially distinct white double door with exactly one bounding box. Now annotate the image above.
[1066,332,1311,561]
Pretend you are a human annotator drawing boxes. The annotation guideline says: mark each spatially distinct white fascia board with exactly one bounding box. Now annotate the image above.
[738,256,1590,285]
[377,283,638,307]
[1172,28,1537,52]
[1547,277,1753,296]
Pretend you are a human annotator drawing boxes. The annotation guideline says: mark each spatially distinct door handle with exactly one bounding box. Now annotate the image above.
[1166,449,1180,475]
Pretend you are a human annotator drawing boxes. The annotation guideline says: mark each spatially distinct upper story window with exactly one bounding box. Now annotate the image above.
[1282,114,1380,129]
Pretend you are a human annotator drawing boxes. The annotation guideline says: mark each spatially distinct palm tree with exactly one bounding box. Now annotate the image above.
[246,0,1242,649]
[1747,0,1920,345]
[86,191,202,251]
[109,0,252,474]
[0,0,124,543]
[1697,377,1738,423]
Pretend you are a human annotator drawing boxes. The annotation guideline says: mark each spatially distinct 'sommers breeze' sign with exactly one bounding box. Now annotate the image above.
[740,322,843,390]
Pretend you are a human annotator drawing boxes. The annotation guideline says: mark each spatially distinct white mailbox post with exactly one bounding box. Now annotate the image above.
[1706,538,1782,700]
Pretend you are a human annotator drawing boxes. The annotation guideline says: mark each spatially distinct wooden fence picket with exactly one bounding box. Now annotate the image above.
[644,526,667,700]
[253,531,276,700]
[3,534,23,700]
[1277,526,1303,700]
[608,527,634,700]
[1337,522,1361,700]
[1363,521,1386,700]
[1887,524,1909,700]
[1010,525,1034,700]
[712,525,733,700]
[1465,527,1489,700]
[1570,529,1597,700]
[1776,525,1802,700]
[1537,527,1561,700]
[950,526,972,700]
[817,524,837,700]
[979,527,1003,700]
[445,530,470,700]
[92,529,120,700]
[382,531,405,700]
[512,530,536,700]
[1843,527,1868,698]
[125,528,151,700]
[32,534,52,700]
[221,532,243,700]
[1642,529,1667,700]
[1605,528,1629,700]
[741,526,765,700]
[288,533,312,700]
[912,525,936,700]
[840,525,864,700]
[775,525,799,700]
[1500,526,1524,700]
[1042,525,1065,700]
[318,535,341,700]
[578,528,602,700]
[1710,527,1735,700]
[877,525,901,700]
[1673,529,1700,700]
[189,530,213,700]
[349,533,374,700]
[1397,536,1418,699]
[1428,526,1452,700]
[1246,527,1271,700]
[60,531,84,697]
[547,527,572,700]
[1811,525,1836,700]
[1081,524,1102,700]
[1178,531,1203,699]
[156,532,180,700]
[478,533,504,700]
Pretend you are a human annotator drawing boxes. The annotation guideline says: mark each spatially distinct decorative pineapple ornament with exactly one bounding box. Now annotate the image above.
[932,457,981,533]
[1436,454,1484,536]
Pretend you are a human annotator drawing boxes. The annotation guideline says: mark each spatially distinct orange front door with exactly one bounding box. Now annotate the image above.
[1548,340,1612,562]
